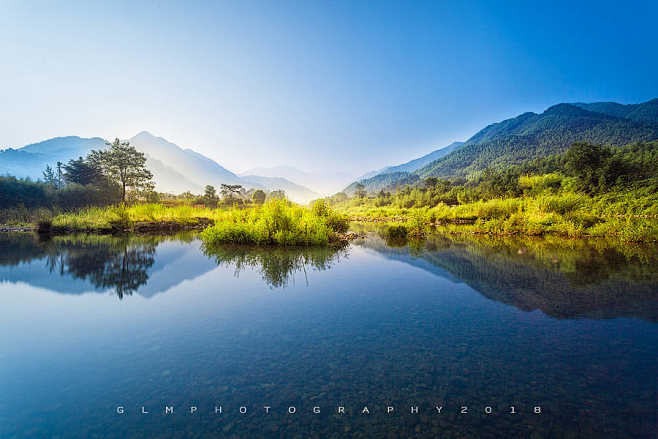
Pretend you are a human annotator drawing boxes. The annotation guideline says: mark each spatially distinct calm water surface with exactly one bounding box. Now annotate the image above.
[0,231,657,438]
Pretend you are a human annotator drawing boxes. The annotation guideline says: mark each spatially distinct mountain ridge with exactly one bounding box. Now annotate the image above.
[344,98,658,193]
[1,131,319,203]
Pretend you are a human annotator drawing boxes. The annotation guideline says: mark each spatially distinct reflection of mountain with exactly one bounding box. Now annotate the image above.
[356,233,658,321]
[0,234,216,298]
[203,244,348,288]
[357,236,462,284]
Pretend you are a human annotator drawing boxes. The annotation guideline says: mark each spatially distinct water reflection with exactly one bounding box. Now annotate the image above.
[1,231,658,439]
[0,233,202,298]
[1,231,657,320]
[203,244,348,288]
[356,231,658,321]
[0,233,347,295]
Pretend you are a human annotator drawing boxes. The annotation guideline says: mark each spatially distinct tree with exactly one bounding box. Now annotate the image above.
[220,184,246,206]
[424,177,439,189]
[89,139,153,203]
[268,190,286,200]
[56,161,63,190]
[42,165,56,187]
[220,184,243,199]
[63,156,103,186]
[203,185,219,208]
[354,183,366,199]
[252,189,266,205]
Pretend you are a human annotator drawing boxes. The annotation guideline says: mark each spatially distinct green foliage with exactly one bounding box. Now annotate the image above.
[386,224,408,239]
[325,212,350,234]
[267,189,286,200]
[326,142,658,242]
[311,199,330,217]
[202,185,219,208]
[417,104,658,178]
[252,189,266,205]
[89,139,153,202]
[201,200,347,246]
[63,156,104,185]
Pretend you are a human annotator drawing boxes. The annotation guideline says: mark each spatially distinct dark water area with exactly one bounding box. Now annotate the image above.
[0,231,656,438]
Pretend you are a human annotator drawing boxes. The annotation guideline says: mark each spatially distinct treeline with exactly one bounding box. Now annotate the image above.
[1,137,292,214]
[175,184,287,209]
[1,138,154,210]
[327,141,658,209]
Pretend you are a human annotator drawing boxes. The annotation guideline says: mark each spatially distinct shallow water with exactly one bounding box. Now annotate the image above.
[0,232,657,438]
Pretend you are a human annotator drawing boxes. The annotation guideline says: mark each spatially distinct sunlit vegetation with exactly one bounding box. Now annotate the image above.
[200,199,349,246]
[42,199,349,246]
[326,142,658,242]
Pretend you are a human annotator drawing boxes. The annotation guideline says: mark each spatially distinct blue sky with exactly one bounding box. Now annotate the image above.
[1,0,656,174]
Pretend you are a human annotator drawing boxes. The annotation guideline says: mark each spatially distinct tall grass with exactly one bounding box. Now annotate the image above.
[47,200,351,246]
[334,190,658,243]
[200,199,348,246]
[50,204,217,231]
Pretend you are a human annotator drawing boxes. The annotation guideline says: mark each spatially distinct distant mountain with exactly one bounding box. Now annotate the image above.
[0,136,105,179]
[128,133,319,201]
[129,131,244,188]
[240,165,355,195]
[344,172,421,195]
[241,175,320,204]
[240,165,311,184]
[344,98,658,193]
[343,141,463,194]
[379,141,465,175]
[417,102,658,178]
[1,132,319,201]
[142,154,203,194]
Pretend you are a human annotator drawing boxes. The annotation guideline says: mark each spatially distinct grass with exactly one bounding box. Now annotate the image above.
[334,190,658,243]
[200,200,349,246]
[43,199,350,247]
[49,204,217,232]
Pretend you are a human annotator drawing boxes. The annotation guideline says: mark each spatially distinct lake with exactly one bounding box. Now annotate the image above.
[1,231,657,438]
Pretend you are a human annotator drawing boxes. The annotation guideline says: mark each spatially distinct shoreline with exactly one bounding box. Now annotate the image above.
[2,219,656,244]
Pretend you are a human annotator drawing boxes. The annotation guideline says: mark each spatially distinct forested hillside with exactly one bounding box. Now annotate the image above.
[417,103,658,178]
[573,98,658,124]
[344,99,658,193]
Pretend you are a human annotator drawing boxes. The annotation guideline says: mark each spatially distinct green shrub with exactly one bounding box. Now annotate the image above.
[200,200,345,247]
[386,225,408,239]
[325,213,349,234]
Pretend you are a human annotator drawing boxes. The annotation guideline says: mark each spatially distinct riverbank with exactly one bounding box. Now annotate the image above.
[30,200,354,246]
[335,194,658,243]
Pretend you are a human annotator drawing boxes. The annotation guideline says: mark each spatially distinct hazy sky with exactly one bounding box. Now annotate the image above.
[1,0,657,175]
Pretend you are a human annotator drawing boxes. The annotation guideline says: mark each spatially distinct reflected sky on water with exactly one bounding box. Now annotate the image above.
[1,232,656,438]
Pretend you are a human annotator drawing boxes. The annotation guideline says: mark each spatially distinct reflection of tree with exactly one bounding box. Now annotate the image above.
[57,237,157,298]
[1,233,157,299]
[358,230,658,321]
[203,245,348,288]
[61,243,156,299]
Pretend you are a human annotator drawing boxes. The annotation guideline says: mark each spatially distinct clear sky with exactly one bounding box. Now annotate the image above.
[1,0,657,175]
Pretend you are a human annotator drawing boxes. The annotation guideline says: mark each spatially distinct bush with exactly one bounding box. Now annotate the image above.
[535,194,584,215]
[386,225,408,239]
[201,200,348,247]
[311,199,330,217]
[325,213,349,233]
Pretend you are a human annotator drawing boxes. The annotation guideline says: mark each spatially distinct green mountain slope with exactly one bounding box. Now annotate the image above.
[573,98,658,124]
[344,171,421,195]
[417,102,658,178]
[343,141,464,193]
